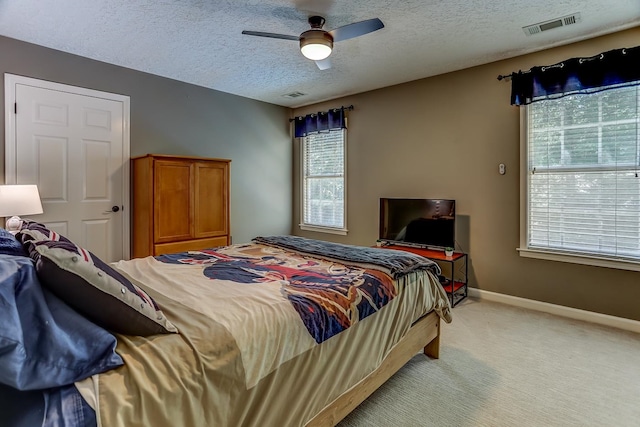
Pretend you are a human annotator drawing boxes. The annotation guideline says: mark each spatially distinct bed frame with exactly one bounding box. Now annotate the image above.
[307,310,441,426]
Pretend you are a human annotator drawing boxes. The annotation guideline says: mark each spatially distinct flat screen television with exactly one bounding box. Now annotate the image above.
[379,198,455,249]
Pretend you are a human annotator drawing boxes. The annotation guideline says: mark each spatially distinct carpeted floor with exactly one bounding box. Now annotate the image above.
[337,298,640,427]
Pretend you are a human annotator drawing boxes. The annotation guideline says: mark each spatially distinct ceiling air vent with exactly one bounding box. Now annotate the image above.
[282,91,306,98]
[523,12,582,36]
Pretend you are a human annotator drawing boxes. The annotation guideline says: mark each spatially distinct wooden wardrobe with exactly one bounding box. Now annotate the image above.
[131,154,230,258]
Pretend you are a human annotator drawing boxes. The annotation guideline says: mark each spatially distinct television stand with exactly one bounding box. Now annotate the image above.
[377,245,468,307]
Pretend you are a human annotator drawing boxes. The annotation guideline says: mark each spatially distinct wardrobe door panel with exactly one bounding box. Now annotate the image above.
[154,160,193,243]
[194,161,229,238]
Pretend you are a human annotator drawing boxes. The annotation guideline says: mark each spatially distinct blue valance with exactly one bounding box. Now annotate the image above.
[293,106,348,138]
[510,45,640,105]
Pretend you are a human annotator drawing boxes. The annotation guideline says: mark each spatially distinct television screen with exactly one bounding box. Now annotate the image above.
[379,198,455,248]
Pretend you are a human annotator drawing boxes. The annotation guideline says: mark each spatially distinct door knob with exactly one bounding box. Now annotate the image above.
[103,205,120,213]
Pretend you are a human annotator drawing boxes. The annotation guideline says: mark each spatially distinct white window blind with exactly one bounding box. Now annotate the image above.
[526,84,640,261]
[302,129,346,232]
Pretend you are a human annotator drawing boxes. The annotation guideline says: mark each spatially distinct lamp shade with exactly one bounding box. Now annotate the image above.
[0,185,44,217]
[300,30,333,61]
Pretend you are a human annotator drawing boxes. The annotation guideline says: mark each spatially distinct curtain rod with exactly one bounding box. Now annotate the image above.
[289,105,354,122]
[497,47,631,82]
[497,73,515,82]
[497,58,575,82]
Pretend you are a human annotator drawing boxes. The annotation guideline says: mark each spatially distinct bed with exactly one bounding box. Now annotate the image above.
[0,225,452,427]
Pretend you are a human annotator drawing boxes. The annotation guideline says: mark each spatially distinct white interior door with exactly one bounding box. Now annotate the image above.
[5,74,130,262]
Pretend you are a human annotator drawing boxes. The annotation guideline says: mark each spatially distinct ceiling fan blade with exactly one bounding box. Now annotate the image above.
[241,31,299,41]
[329,18,384,42]
[315,58,332,70]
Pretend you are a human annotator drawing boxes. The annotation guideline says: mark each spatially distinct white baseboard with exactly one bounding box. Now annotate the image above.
[468,288,640,334]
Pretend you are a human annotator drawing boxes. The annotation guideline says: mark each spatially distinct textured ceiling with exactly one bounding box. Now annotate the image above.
[1,0,639,108]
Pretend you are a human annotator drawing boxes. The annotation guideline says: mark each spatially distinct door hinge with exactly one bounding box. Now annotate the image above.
[14,102,17,114]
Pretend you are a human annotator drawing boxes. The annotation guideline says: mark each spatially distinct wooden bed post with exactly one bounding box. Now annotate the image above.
[423,319,440,359]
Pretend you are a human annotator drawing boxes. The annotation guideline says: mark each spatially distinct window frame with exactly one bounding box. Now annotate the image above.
[518,95,640,272]
[299,128,348,235]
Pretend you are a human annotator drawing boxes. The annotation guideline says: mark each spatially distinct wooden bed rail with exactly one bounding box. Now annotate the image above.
[306,311,441,426]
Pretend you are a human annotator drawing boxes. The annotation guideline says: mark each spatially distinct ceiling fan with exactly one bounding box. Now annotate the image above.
[242,15,384,69]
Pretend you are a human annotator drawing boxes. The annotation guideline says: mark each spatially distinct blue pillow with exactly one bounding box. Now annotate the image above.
[0,255,123,391]
[0,229,26,257]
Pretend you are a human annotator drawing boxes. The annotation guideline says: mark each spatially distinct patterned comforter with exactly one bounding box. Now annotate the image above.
[79,237,452,427]
[253,235,441,279]
[157,237,442,344]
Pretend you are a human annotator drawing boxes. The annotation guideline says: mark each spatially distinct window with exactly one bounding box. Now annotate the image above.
[300,129,347,234]
[521,84,640,270]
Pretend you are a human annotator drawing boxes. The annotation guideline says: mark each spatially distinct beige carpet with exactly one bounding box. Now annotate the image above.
[337,298,640,427]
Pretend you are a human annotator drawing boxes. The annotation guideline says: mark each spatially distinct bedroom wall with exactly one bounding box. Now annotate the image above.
[292,27,640,321]
[0,35,292,245]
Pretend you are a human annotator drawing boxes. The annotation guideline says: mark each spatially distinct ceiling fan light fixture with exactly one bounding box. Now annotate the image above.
[300,30,333,61]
